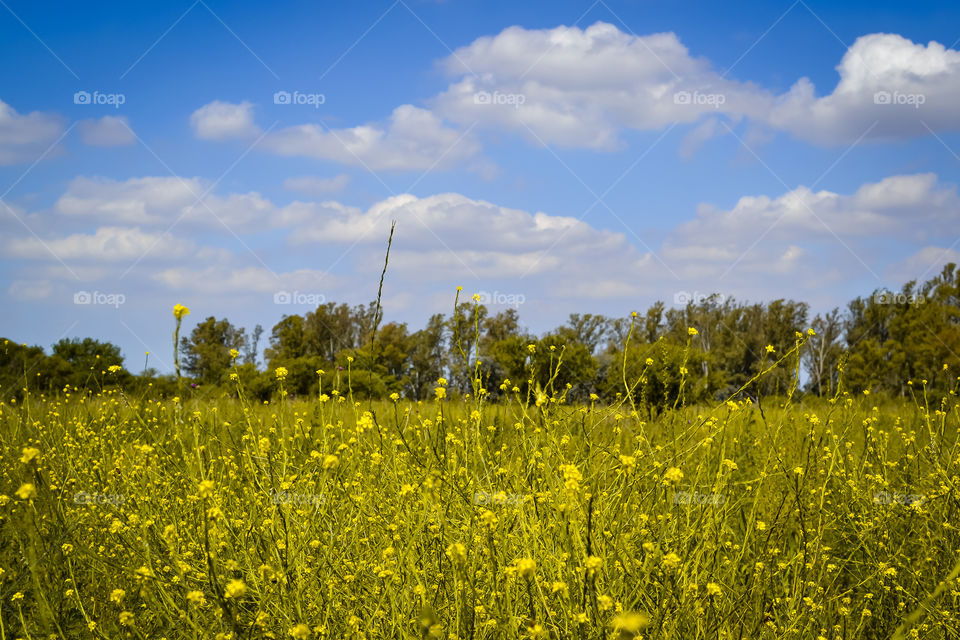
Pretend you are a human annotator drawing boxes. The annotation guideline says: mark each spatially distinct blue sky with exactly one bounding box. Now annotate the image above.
[2,0,960,371]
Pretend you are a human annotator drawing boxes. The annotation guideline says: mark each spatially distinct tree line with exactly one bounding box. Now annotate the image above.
[2,264,958,406]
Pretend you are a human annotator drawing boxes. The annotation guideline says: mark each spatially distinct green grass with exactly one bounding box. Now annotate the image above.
[2,380,959,639]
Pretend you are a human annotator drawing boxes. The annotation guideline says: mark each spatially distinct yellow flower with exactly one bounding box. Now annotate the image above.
[515,558,536,579]
[551,581,569,596]
[687,327,698,336]
[110,589,125,604]
[322,454,339,470]
[389,392,400,402]
[20,447,40,464]
[662,552,681,570]
[619,455,636,469]
[229,348,239,359]
[107,364,122,374]
[186,590,206,605]
[662,467,683,485]
[289,623,311,639]
[15,483,36,500]
[611,612,650,638]
[585,556,603,575]
[645,357,654,366]
[598,595,614,611]
[434,387,446,400]
[224,579,247,599]
[173,304,190,320]
[197,480,215,499]
[446,543,467,564]
[275,367,288,381]
[527,344,537,353]
[765,345,775,354]
[119,611,135,626]
[706,582,722,597]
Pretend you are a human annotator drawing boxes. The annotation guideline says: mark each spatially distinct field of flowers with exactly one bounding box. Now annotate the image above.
[2,329,960,639]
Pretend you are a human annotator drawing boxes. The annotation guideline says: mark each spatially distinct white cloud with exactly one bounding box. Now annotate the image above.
[4,226,225,262]
[430,24,960,149]
[261,105,480,171]
[52,176,337,231]
[888,246,960,283]
[154,265,336,295]
[289,192,647,287]
[8,279,53,301]
[190,100,260,140]
[432,22,769,149]
[0,98,65,165]
[768,33,960,144]
[283,174,350,195]
[656,173,960,297]
[78,116,136,146]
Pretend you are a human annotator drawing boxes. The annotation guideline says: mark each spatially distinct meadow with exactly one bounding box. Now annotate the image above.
[2,324,959,640]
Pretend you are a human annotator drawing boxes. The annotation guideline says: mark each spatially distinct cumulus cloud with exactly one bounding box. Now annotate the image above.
[431,22,770,149]
[78,116,136,146]
[261,105,481,171]
[288,192,648,289]
[0,98,65,165]
[656,173,960,298]
[430,23,960,149]
[768,33,960,143]
[4,226,227,262]
[190,100,260,140]
[154,265,336,296]
[888,246,960,284]
[52,176,338,231]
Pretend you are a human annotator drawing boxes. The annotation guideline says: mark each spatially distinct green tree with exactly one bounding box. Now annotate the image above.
[180,317,247,384]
